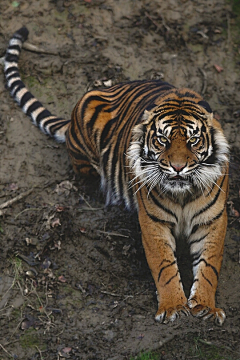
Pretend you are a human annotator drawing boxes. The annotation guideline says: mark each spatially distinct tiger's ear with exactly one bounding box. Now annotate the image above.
[198,100,213,126]
[198,100,212,113]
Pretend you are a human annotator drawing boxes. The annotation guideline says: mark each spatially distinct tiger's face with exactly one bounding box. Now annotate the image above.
[128,89,229,197]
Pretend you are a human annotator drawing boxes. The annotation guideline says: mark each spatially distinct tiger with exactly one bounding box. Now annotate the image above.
[4,27,229,325]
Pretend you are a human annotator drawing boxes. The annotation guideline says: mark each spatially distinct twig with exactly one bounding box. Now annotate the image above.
[35,346,44,360]
[0,343,13,358]
[198,338,215,346]
[227,12,231,51]
[161,14,171,32]
[78,207,104,211]
[0,188,34,211]
[98,230,129,238]
[145,12,161,32]
[123,295,134,301]
[198,68,207,95]
[197,31,208,39]
[15,207,41,219]
[79,194,94,209]
[0,305,13,313]
[159,334,176,347]
[0,56,4,66]
[198,338,233,352]
[101,290,121,297]
[23,42,58,56]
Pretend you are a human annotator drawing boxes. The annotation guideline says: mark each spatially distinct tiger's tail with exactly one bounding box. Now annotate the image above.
[4,27,70,142]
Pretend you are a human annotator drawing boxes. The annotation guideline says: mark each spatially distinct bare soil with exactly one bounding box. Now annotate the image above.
[0,1,240,359]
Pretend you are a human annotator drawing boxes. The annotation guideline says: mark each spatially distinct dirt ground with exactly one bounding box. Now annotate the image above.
[0,0,240,359]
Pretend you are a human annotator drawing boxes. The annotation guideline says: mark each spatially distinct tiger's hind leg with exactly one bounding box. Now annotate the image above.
[65,130,99,177]
[70,155,99,177]
[188,209,227,326]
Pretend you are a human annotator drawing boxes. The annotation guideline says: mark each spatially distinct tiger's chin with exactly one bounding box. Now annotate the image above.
[162,178,193,194]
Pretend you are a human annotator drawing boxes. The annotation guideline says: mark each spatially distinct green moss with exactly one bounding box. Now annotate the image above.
[188,337,235,360]
[22,75,56,104]
[229,0,240,35]
[187,43,204,53]
[131,335,236,360]
[11,308,21,318]
[130,352,158,360]
[232,0,240,18]
[10,257,23,281]
[23,75,39,89]
[20,329,41,349]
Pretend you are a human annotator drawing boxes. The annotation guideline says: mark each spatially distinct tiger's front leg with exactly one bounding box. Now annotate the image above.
[137,193,189,323]
[188,208,227,325]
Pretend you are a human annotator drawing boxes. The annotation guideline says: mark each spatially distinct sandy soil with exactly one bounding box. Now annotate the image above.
[0,0,240,359]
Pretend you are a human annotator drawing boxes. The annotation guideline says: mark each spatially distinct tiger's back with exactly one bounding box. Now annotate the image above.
[67,80,174,208]
[4,27,229,325]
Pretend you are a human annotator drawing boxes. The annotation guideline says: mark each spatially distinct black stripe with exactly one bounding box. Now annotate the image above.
[111,136,124,200]
[176,90,197,99]
[158,260,176,282]
[202,128,216,165]
[7,44,21,52]
[6,73,21,82]
[189,233,208,245]
[68,126,89,154]
[87,103,108,131]
[5,54,19,63]
[9,80,24,94]
[5,66,19,77]
[139,190,175,227]
[191,250,203,263]
[20,91,34,108]
[192,175,226,221]
[149,192,178,222]
[36,109,53,125]
[191,208,225,239]
[100,117,118,149]
[13,27,29,41]
[49,119,71,132]
[202,272,213,286]
[165,270,179,285]
[205,207,225,226]
[194,258,219,279]
[26,100,44,116]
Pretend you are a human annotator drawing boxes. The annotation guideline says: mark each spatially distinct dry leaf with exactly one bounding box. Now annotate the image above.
[51,218,61,227]
[213,64,223,73]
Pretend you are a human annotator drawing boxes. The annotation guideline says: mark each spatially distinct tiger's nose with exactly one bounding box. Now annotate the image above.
[171,164,185,172]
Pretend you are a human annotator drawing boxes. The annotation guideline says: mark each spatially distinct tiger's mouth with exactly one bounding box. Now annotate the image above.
[169,174,189,182]
[167,174,192,187]
[171,175,184,180]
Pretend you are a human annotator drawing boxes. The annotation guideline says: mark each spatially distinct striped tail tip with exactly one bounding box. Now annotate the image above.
[14,27,29,42]
[4,27,70,143]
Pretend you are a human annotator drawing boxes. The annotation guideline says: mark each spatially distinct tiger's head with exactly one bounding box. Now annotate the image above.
[128,88,229,197]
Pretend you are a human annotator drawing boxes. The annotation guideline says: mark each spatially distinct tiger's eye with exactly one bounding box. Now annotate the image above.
[159,136,168,144]
[189,136,199,144]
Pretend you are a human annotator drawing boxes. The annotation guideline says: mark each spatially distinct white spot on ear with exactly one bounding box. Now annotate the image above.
[142,110,150,122]
[206,112,213,126]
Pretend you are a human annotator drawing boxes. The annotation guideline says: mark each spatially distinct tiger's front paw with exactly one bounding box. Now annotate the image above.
[188,300,226,326]
[155,304,190,324]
